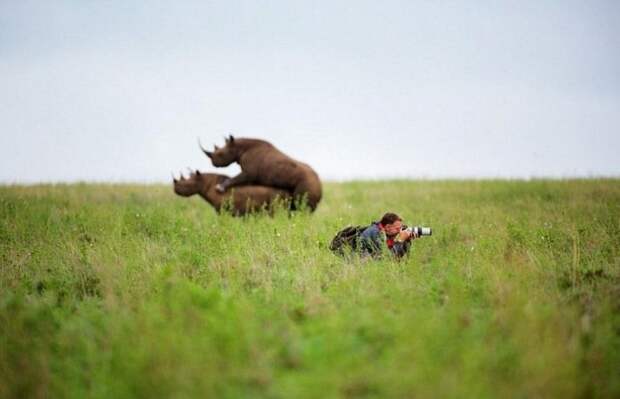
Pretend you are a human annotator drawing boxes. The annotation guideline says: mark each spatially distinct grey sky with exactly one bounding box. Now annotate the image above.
[1,1,619,183]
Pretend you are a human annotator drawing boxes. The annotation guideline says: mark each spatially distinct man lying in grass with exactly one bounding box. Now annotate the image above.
[330,212,418,259]
[360,212,417,258]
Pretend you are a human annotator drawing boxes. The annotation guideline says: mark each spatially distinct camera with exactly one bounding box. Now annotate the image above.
[403,225,432,236]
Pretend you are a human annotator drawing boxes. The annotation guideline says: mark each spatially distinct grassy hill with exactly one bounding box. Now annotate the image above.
[1,180,619,398]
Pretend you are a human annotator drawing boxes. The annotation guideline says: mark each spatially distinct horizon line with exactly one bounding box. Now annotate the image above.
[2,174,619,186]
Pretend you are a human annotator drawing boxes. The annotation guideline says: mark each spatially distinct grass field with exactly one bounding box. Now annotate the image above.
[1,180,619,398]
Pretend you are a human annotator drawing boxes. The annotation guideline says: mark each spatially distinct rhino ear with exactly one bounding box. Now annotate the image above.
[228,134,235,143]
[195,170,201,176]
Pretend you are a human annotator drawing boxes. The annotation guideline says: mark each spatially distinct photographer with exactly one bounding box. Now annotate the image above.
[359,212,417,259]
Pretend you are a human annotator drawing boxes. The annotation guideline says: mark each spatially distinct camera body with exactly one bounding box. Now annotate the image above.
[403,225,432,237]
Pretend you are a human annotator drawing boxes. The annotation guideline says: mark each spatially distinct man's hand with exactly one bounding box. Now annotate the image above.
[397,229,416,242]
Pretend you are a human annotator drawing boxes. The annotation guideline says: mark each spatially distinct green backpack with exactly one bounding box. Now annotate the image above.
[329,225,369,256]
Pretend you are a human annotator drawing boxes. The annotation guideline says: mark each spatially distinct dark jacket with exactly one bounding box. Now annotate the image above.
[359,222,411,259]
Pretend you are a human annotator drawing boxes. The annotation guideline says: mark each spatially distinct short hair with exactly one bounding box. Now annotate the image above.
[380,212,402,226]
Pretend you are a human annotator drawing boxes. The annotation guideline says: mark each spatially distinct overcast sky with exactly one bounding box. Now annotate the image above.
[1,1,619,183]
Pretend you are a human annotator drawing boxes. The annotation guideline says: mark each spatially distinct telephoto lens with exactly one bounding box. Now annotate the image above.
[406,226,432,236]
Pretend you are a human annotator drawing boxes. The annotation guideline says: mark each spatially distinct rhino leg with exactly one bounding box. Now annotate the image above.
[216,172,253,193]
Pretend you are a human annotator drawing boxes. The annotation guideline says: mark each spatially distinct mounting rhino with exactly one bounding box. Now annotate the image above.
[200,136,322,212]
[173,170,292,216]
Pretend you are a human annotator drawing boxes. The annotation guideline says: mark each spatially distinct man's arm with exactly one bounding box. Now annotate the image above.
[360,227,385,258]
[390,240,411,258]
[390,230,416,258]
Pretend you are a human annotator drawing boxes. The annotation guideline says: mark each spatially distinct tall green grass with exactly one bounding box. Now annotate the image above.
[1,180,619,398]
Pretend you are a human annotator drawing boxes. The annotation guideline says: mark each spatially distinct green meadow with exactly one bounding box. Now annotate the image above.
[1,180,619,398]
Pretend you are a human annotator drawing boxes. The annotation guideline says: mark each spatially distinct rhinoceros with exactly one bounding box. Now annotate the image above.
[173,170,291,216]
[201,136,322,211]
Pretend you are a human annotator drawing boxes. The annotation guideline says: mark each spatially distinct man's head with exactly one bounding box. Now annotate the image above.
[380,212,403,236]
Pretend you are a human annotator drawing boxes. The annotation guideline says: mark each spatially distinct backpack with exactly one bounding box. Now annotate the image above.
[329,225,369,255]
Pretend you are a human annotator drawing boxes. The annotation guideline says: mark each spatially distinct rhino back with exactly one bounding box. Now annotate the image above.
[241,146,306,188]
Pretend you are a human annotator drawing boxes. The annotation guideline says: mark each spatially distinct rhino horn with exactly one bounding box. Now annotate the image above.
[198,138,213,158]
